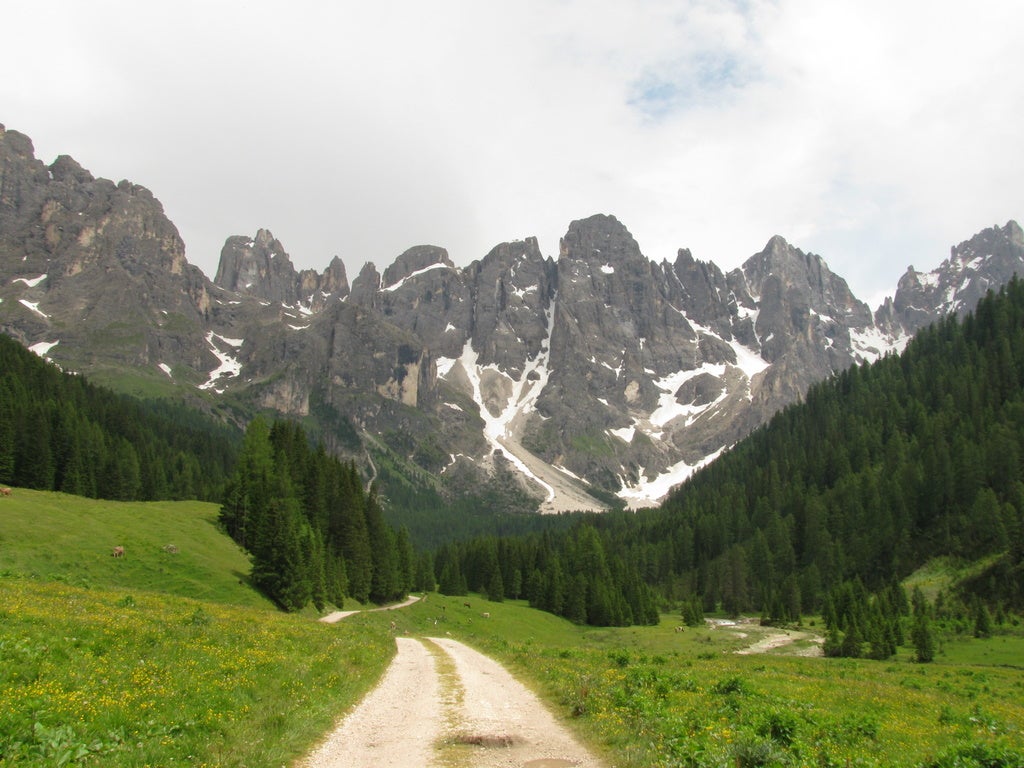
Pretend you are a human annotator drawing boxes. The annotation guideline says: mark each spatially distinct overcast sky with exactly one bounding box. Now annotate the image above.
[3,1,1022,306]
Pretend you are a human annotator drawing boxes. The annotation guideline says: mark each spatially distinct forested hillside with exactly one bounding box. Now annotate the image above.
[627,278,1024,614]
[452,280,1024,628]
[219,418,424,611]
[0,334,238,500]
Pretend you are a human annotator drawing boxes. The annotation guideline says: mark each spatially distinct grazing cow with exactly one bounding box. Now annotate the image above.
[162,544,178,554]
[675,626,685,633]
[111,546,125,558]
[463,602,471,608]
[481,612,490,619]
[0,487,11,496]
[389,620,397,632]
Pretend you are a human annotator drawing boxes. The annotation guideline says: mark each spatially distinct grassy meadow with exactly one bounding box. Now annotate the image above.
[1,488,1022,767]
[0,490,266,607]
[0,489,395,767]
[393,594,1024,768]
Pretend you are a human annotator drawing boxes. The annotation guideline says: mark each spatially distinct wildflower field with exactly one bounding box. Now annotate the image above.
[0,575,392,766]
[0,490,393,767]
[399,595,1024,768]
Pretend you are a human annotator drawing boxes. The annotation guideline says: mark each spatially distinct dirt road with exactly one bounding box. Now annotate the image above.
[318,594,422,624]
[301,636,606,768]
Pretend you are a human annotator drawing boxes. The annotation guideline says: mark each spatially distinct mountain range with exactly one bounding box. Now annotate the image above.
[2,121,1022,512]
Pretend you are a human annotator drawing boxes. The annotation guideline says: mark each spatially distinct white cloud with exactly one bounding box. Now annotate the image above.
[2,0,1021,304]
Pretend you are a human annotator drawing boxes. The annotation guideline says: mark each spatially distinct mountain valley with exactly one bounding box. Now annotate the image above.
[2,122,1023,513]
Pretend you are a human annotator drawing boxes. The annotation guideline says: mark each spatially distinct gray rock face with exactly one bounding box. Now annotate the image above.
[881,221,1024,336]
[214,228,349,307]
[0,123,214,377]
[3,122,1022,510]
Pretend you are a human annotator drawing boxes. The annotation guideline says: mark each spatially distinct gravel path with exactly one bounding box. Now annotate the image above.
[302,635,606,768]
[318,594,422,624]
[301,637,444,768]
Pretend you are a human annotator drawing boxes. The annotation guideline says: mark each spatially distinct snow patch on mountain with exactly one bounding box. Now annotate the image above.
[19,300,48,319]
[618,446,725,507]
[382,262,451,292]
[441,299,559,501]
[13,274,47,288]
[199,332,243,393]
[29,340,59,357]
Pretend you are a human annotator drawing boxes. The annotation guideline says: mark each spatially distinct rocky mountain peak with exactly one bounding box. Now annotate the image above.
[888,220,1024,336]
[213,229,351,308]
[214,229,300,304]
[49,154,94,184]
[558,213,643,267]
[349,261,382,307]
[741,235,870,324]
[381,245,454,289]
[0,125,35,159]
[319,255,350,297]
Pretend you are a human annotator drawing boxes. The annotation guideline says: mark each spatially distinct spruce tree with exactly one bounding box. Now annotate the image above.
[973,598,993,638]
[912,613,936,663]
[0,383,16,483]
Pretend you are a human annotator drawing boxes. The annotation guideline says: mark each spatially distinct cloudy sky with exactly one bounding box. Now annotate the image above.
[3,1,1022,305]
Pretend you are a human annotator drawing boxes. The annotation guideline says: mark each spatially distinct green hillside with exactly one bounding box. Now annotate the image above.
[0,488,267,608]
[0,489,397,767]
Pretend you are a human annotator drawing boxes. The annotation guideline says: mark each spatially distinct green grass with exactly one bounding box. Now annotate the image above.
[0,489,267,607]
[938,629,1024,668]
[0,575,393,767]
[2,489,1023,767]
[0,488,395,767]
[396,594,1024,768]
[903,556,1004,604]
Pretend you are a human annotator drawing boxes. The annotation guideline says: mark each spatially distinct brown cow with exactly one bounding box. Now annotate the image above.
[111,546,125,558]
[0,487,11,496]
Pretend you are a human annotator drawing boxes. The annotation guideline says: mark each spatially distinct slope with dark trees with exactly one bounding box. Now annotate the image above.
[641,278,1024,613]
[219,417,419,611]
[0,333,238,501]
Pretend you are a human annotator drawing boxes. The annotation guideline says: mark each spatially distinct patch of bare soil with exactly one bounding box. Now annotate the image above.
[710,617,823,657]
[302,636,606,768]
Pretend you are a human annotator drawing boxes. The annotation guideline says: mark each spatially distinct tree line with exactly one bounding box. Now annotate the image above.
[219,417,418,611]
[0,333,237,501]
[432,522,660,626]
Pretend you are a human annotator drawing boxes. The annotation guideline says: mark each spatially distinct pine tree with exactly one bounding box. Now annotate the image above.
[912,613,936,663]
[0,382,16,483]
[438,554,467,596]
[840,620,863,658]
[565,573,588,624]
[973,598,993,639]
[415,552,436,593]
[486,566,505,603]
